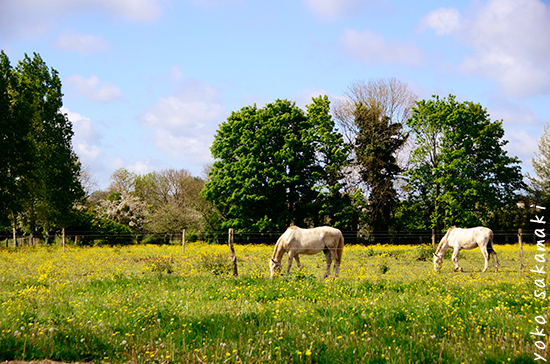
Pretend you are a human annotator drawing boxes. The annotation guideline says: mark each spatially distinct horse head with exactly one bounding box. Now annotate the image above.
[433,253,443,272]
[269,258,281,278]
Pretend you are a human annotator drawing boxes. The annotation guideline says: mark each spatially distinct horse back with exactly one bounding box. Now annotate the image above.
[449,227,493,249]
[282,226,342,254]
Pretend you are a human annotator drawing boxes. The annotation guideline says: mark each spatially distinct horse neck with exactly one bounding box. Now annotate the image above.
[271,239,286,262]
[434,237,449,257]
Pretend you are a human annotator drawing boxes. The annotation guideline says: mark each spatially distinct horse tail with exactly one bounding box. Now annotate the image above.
[486,229,495,253]
[486,228,498,271]
[337,232,344,263]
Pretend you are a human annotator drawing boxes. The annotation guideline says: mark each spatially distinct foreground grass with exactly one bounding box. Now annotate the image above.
[0,243,546,363]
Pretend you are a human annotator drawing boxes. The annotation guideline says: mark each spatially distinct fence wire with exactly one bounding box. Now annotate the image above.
[0,229,539,248]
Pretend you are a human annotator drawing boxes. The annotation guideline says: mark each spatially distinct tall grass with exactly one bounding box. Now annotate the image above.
[0,243,545,363]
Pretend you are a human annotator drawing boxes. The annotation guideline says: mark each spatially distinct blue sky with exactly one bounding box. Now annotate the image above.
[0,0,548,189]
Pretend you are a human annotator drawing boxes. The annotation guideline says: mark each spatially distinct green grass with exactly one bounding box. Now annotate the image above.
[0,243,546,363]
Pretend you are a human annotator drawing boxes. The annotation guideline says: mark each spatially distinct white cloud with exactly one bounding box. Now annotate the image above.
[304,0,376,21]
[55,30,109,55]
[0,0,164,42]
[292,88,338,110]
[420,0,550,98]
[64,109,102,141]
[108,156,125,171]
[62,106,105,167]
[419,7,462,35]
[342,28,425,66]
[127,160,157,175]
[488,100,542,128]
[66,74,125,103]
[98,0,164,22]
[141,78,228,166]
[168,65,184,81]
[237,94,270,109]
[190,0,244,8]
[503,128,538,171]
[486,101,546,174]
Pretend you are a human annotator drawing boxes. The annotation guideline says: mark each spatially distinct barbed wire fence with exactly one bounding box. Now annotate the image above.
[0,228,538,276]
[0,229,538,248]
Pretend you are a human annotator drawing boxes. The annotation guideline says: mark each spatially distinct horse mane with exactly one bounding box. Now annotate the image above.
[434,226,457,255]
[271,228,293,261]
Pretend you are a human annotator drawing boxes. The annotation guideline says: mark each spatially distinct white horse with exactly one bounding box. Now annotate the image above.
[433,226,498,273]
[269,226,344,279]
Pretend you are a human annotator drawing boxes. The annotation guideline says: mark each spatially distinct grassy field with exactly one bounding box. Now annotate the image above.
[0,242,546,363]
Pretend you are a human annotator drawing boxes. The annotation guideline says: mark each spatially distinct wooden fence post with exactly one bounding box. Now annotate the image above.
[518,228,524,276]
[62,228,66,252]
[228,228,238,277]
[182,229,186,255]
[431,229,436,250]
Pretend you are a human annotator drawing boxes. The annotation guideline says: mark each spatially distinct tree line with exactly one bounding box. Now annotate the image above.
[1,53,547,245]
[0,52,83,243]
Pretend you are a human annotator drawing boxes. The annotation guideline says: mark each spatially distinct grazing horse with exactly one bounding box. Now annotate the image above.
[433,226,498,273]
[269,226,344,279]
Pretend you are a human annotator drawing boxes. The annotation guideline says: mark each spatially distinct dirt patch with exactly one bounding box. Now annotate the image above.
[2,361,92,364]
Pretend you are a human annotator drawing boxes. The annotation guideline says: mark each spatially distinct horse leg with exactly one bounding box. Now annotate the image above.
[492,251,499,272]
[286,251,295,275]
[329,248,340,277]
[452,249,463,272]
[294,255,302,270]
[323,250,332,279]
[480,247,490,273]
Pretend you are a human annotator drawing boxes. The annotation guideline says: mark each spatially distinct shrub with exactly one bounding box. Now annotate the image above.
[140,235,170,245]
[378,261,390,274]
[197,253,230,275]
[146,256,174,274]
[364,247,381,257]
[414,245,434,261]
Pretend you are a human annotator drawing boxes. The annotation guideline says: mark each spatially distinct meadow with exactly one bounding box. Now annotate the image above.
[0,242,546,363]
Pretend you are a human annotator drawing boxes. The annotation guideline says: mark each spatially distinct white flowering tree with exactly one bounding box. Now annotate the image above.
[530,122,550,203]
[96,191,148,232]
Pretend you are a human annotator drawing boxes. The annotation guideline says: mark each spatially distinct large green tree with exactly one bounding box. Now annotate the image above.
[0,52,29,231]
[135,168,206,234]
[403,94,525,230]
[354,101,408,232]
[306,96,356,230]
[202,97,351,232]
[0,52,83,236]
[333,78,416,234]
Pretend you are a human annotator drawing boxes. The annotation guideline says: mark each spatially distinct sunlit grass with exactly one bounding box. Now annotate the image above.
[0,242,545,363]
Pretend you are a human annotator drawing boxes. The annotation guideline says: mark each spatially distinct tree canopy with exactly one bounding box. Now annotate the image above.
[354,101,408,232]
[202,97,352,233]
[1,55,532,242]
[333,77,417,145]
[0,51,83,236]
[403,94,525,230]
[332,78,416,235]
